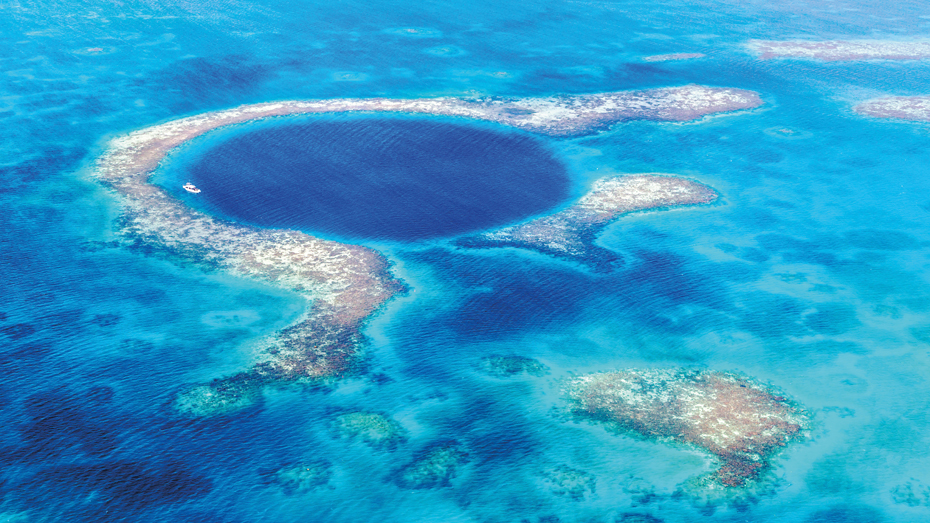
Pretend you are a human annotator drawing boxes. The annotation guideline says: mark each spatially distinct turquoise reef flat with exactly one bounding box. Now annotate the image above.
[8,0,930,521]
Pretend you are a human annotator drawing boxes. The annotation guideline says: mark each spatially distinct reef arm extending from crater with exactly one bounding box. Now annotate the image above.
[565,369,809,488]
[457,175,718,272]
[748,39,930,61]
[853,95,930,121]
[467,84,760,135]
[96,108,411,417]
[94,85,755,416]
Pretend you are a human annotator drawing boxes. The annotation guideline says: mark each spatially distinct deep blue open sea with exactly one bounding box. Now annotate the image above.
[4,0,930,521]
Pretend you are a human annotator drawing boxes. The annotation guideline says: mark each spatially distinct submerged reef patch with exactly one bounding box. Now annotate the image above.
[173,375,265,417]
[617,514,664,523]
[542,465,596,500]
[748,39,930,61]
[458,174,718,272]
[479,355,549,377]
[892,479,930,507]
[333,411,406,448]
[565,368,809,488]
[264,462,332,495]
[93,86,757,416]
[853,96,930,122]
[394,443,470,489]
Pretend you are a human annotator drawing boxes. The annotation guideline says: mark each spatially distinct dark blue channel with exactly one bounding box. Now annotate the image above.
[183,116,570,241]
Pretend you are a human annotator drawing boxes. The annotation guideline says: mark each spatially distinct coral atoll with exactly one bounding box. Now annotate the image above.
[853,95,930,122]
[93,86,757,415]
[565,368,809,487]
[333,411,406,448]
[458,174,717,271]
[479,355,549,378]
[395,443,470,489]
[748,40,930,61]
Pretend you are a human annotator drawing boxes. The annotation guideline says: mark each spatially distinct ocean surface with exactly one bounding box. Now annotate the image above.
[4,0,930,521]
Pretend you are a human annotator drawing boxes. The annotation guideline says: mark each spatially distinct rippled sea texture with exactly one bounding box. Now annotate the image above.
[5,0,930,521]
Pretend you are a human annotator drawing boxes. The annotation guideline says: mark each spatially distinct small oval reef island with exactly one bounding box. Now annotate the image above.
[93,85,762,416]
[748,39,930,61]
[643,53,706,62]
[853,95,930,122]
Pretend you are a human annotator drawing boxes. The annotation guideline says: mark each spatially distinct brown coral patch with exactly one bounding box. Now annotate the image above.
[567,369,808,487]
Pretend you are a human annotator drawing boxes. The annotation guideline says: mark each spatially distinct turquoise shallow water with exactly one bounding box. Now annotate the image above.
[5,0,930,521]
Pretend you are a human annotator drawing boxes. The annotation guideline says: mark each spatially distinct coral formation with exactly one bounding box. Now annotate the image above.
[748,40,930,61]
[542,465,596,500]
[643,53,705,62]
[565,368,808,487]
[892,479,930,507]
[621,475,659,505]
[395,443,470,489]
[334,411,406,448]
[853,95,930,122]
[174,376,265,417]
[94,86,756,415]
[458,174,717,271]
[479,355,549,378]
[265,462,332,495]
[616,515,664,523]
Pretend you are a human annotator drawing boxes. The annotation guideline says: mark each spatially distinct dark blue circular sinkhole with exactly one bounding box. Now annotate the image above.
[182,116,570,242]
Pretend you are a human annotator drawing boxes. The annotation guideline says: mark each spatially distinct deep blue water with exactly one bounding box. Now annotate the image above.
[169,116,569,241]
[6,0,930,521]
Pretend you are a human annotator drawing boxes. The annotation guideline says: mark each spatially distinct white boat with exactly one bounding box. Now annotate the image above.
[183,182,201,194]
